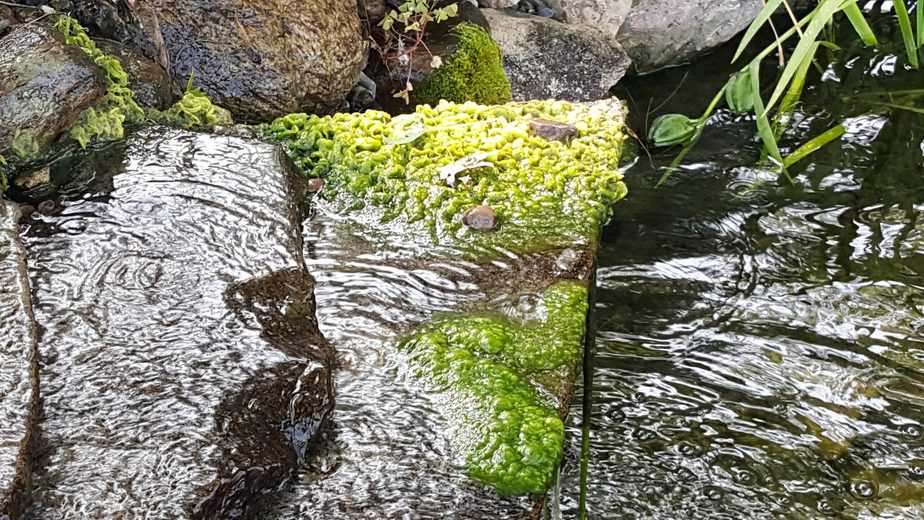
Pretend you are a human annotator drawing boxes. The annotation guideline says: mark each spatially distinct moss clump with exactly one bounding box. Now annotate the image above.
[54,16,144,148]
[264,98,627,254]
[398,281,587,495]
[149,77,233,131]
[416,22,512,106]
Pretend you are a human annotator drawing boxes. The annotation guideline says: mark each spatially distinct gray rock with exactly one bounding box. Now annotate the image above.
[478,0,519,7]
[143,0,367,121]
[0,23,106,160]
[24,129,334,518]
[482,9,631,101]
[546,0,632,34]
[0,201,39,520]
[617,0,762,71]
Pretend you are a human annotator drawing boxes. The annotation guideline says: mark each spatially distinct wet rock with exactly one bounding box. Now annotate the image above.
[140,0,367,121]
[546,0,632,34]
[617,0,762,72]
[529,118,578,142]
[0,201,40,520]
[24,128,334,518]
[307,178,325,193]
[463,205,498,230]
[482,9,630,101]
[12,167,50,191]
[96,39,174,110]
[0,23,106,161]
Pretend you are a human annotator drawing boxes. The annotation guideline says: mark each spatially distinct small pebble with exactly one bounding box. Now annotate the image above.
[37,199,57,215]
[307,178,324,193]
[528,118,578,142]
[463,205,497,231]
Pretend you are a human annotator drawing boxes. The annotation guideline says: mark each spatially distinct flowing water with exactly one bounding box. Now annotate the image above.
[8,12,924,519]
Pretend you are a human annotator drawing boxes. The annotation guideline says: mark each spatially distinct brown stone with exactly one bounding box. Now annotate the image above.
[463,205,497,230]
[307,178,325,193]
[528,118,579,142]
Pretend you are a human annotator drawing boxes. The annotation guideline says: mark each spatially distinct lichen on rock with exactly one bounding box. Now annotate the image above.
[415,22,512,106]
[54,15,144,148]
[398,281,588,495]
[264,98,627,253]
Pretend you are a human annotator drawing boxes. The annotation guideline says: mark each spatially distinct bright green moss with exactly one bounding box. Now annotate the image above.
[415,22,512,106]
[149,77,233,131]
[264,98,627,254]
[398,281,588,495]
[54,16,144,148]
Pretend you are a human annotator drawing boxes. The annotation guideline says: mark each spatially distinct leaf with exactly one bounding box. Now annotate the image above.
[762,0,840,116]
[438,152,494,187]
[749,60,787,177]
[733,0,785,62]
[387,118,427,145]
[842,1,877,46]
[393,88,411,104]
[380,14,395,31]
[648,114,699,147]
[782,123,845,167]
[430,55,443,69]
[893,0,919,68]
[405,21,421,32]
[443,3,458,17]
[725,69,756,114]
[918,0,923,48]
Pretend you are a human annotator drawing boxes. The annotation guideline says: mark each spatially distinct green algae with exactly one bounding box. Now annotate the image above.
[415,22,512,106]
[54,15,144,149]
[264,98,627,254]
[149,76,233,131]
[398,281,588,495]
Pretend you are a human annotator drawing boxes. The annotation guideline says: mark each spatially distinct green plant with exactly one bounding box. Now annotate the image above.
[650,0,924,183]
[149,75,233,130]
[373,0,459,103]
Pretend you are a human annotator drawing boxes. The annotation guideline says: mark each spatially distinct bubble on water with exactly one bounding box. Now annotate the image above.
[849,480,878,499]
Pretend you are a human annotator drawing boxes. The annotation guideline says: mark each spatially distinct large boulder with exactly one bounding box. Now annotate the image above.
[144,0,367,121]
[0,23,105,161]
[0,201,40,520]
[482,9,631,101]
[547,0,632,34]
[23,129,334,518]
[617,0,762,71]
[96,39,174,110]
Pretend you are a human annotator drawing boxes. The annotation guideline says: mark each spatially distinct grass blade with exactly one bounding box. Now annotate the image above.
[918,0,923,48]
[843,1,878,46]
[734,0,786,62]
[782,123,846,167]
[749,61,789,180]
[868,100,924,114]
[763,0,844,116]
[894,0,920,68]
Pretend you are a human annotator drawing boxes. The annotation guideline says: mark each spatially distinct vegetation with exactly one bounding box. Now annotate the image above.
[54,15,144,149]
[149,76,233,131]
[399,281,587,495]
[650,0,924,183]
[415,22,512,106]
[263,99,627,253]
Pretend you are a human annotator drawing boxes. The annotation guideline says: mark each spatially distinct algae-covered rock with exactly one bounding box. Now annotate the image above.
[415,22,513,106]
[399,281,588,495]
[144,0,367,121]
[95,39,174,110]
[264,98,627,254]
[0,23,106,162]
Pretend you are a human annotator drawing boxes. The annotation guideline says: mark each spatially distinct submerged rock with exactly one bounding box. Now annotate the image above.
[24,129,333,518]
[143,0,367,121]
[0,202,39,520]
[481,9,631,101]
[0,23,105,161]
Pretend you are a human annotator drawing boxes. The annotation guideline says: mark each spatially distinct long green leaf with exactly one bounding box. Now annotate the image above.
[782,123,846,167]
[750,61,788,179]
[843,1,878,46]
[734,0,786,62]
[868,100,924,114]
[894,0,920,68]
[918,0,924,48]
[763,0,845,116]
[774,41,821,140]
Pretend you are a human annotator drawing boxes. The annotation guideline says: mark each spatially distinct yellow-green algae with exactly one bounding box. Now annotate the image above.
[264,98,627,253]
[54,16,144,148]
[415,22,512,106]
[148,76,234,131]
[398,281,587,495]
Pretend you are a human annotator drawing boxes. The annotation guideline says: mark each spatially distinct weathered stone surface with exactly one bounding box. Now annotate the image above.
[546,0,632,34]
[0,201,39,520]
[478,0,519,8]
[529,118,579,142]
[24,129,334,518]
[96,39,174,110]
[482,9,631,101]
[617,0,762,71]
[144,0,366,121]
[0,23,105,160]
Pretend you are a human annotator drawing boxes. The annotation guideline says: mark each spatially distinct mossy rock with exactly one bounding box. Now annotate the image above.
[414,22,513,106]
[264,98,627,255]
